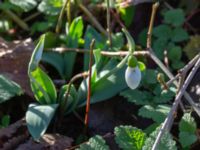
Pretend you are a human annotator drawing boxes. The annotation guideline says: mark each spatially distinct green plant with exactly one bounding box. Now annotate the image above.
[0,115,10,128]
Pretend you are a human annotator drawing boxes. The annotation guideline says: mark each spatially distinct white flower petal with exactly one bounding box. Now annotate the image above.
[125,66,141,89]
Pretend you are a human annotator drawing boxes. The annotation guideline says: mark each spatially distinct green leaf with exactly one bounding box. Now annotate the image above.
[58,84,78,113]
[9,0,37,12]
[142,69,158,84]
[119,6,135,27]
[153,25,172,40]
[120,89,153,105]
[26,103,58,141]
[138,61,146,71]
[138,28,148,47]
[28,34,45,73]
[171,61,185,70]
[164,9,185,27]
[78,59,127,107]
[153,38,168,60]
[143,126,177,150]
[111,32,124,50]
[38,0,63,15]
[179,132,197,148]
[138,105,170,123]
[30,67,57,104]
[77,135,109,150]
[171,28,189,42]
[0,75,22,103]
[168,46,182,61]
[114,125,146,150]
[179,113,197,133]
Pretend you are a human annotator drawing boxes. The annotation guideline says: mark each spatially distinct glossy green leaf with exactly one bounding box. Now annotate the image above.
[77,135,109,150]
[30,67,57,104]
[9,0,37,12]
[26,103,58,141]
[28,34,45,73]
[115,125,146,150]
[164,9,185,27]
[0,75,22,103]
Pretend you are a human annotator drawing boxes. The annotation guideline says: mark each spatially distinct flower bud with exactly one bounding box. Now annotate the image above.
[125,66,141,89]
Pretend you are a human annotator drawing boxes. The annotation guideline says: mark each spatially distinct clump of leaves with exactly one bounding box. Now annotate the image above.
[178,113,197,148]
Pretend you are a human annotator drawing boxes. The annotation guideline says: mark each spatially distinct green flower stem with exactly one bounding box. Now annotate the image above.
[67,0,71,26]
[106,0,112,47]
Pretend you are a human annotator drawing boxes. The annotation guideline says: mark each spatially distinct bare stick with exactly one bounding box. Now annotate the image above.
[84,39,95,130]
[147,2,159,49]
[152,56,200,150]
[106,0,112,47]
[46,47,149,57]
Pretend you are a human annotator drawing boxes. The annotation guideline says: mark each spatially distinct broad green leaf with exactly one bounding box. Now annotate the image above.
[78,59,127,107]
[164,9,185,27]
[120,89,153,105]
[119,6,135,27]
[0,75,22,103]
[179,113,197,133]
[179,132,197,148]
[28,34,45,73]
[142,69,158,85]
[114,125,146,150]
[26,103,58,141]
[152,38,168,60]
[30,67,57,104]
[38,0,63,15]
[42,52,65,79]
[58,84,78,113]
[138,105,170,123]
[153,25,172,40]
[77,135,109,150]
[171,28,189,42]
[168,46,182,61]
[143,126,177,150]
[122,28,135,53]
[9,0,37,12]
[171,61,185,70]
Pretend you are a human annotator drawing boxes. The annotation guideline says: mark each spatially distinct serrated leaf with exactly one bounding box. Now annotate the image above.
[143,126,177,150]
[142,69,158,84]
[153,38,168,60]
[120,89,153,105]
[0,75,22,103]
[164,9,185,27]
[138,105,170,123]
[26,103,58,141]
[77,135,109,150]
[153,25,172,40]
[30,67,57,104]
[171,61,185,70]
[9,0,37,12]
[179,113,197,133]
[171,28,189,42]
[38,0,63,15]
[114,125,146,150]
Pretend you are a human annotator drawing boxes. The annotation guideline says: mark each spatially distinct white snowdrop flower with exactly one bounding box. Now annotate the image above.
[125,66,141,90]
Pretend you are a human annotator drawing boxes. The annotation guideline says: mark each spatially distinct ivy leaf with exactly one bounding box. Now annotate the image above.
[38,0,63,15]
[164,9,185,27]
[0,75,23,103]
[138,105,170,123]
[77,135,109,150]
[9,0,37,12]
[143,126,177,150]
[171,28,189,42]
[26,103,58,141]
[153,25,172,40]
[114,125,146,150]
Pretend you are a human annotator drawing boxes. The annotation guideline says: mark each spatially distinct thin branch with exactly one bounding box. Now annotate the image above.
[147,2,159,49]
[152,56,200,150]
[84,39,95,131]
[106,0,112,47]
[45,47,149,57]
